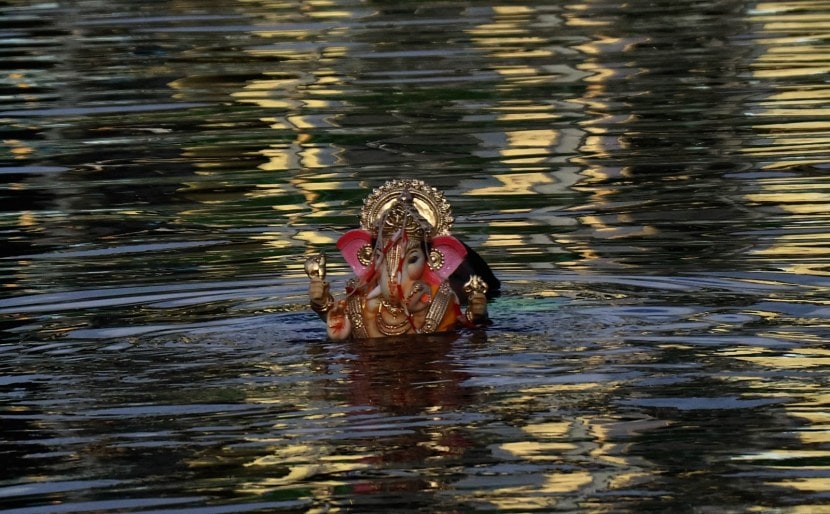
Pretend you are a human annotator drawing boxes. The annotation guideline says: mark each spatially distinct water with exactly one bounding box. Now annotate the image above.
[2,0,830,511]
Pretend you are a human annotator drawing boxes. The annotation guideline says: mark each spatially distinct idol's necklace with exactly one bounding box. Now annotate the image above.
[377,301,411,336]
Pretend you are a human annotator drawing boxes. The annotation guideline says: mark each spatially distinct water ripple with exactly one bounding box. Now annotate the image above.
[3,0,830,512]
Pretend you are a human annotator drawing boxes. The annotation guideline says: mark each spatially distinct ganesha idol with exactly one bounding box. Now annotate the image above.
[305,179,500,340]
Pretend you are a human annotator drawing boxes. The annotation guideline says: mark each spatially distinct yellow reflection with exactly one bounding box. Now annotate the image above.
[293,230,338,246]
[539,470,594,493]
[745,3,830,170]
[745,182,830,202]
[238,443,370,496]
[4,139,34,159]
[451,6,585,263]
[561,10,658,268]
[469,378,647,510]
[742,175,830,273]
[735,450,830,462]
[750,235,830,255]
[768,476,830,494]
[750,505,830,514]
[737,348,830,369]
[465,466,594,510]
[758,87,830,103]
[164,0,363,268]
[498,441,578,460]
[799,430,830,446]
[464,172,558,195]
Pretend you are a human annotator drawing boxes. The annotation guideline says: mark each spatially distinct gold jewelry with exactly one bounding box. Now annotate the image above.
[347,295,368,339]
[304,253,327,280]
[428,248,444,271]
[376,301,412,336]
[357,244,373,267]
[360,179,454,239]
[464,275,489,297]
[377,313,411,336]
[465,309,477,324]
[405,282,431,307]
[311,292,334,314]
[421,282,453,333]
[380,300,404,317]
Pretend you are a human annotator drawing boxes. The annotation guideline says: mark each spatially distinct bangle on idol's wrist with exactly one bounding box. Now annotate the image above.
[312,294,335,313]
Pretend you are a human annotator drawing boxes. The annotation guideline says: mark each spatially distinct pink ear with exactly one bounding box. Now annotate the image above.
[428,235,467,281]
[336,229,373,277]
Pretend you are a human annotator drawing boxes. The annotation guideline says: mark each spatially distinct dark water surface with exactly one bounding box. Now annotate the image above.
[3,0,830,512]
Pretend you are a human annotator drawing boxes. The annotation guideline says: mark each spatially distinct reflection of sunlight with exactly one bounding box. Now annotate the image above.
[461,4,586,264]
[4,139,35,159]
[745,185,830,214]
[467,5,553,58]
[167,1,358,263]
[251,234,295,250]
[736,348,830,369]
[767,477,830,498]
[466,6,584,168]
[463,383,638,510]
[463,172,558,195]
[728,348,830,501]
[498,440,578,459]
[742,178,830,275]
[293,230,338,246]
[733,450,830,462]
[467,470,594,510]
[751,234,830,255]
[745,5,830,169]
[238,443,370,496]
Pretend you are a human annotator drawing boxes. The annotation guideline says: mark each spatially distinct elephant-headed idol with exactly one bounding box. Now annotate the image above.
[305,179,499,340]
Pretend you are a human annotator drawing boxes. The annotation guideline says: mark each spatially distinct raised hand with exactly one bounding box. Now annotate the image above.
[304,253,327,281]
[464,275,489,323]
[305,253,332,314]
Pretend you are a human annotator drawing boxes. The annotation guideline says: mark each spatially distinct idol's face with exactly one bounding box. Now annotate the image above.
[376,240,427,306]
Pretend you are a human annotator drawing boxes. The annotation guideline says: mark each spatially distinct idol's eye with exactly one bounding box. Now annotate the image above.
[407,254,421,265]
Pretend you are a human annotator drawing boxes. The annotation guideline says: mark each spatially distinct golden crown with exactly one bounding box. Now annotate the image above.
[360,179,454,240]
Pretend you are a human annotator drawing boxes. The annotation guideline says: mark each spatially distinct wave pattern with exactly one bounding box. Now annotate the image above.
[2,0,830,512]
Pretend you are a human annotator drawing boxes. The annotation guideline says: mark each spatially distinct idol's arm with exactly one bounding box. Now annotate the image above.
[305,253,333,321]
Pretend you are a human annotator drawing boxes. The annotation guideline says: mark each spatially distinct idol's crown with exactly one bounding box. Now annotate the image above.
[377,191,432,242]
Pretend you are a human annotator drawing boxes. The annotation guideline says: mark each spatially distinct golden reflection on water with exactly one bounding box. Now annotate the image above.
[5,2,830,512]
[460,5,586,262]
[169,0,355,259]
[161,0,830,278]
[746,2,830,169]
[463,377,644,509]
[743,177,830,275]
[736,348,830,369]
[239,444,370,496]
[724,344,830,506]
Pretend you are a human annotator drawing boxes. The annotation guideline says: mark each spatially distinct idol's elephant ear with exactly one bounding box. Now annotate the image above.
[336,229,373,278]
[427,235,468,282]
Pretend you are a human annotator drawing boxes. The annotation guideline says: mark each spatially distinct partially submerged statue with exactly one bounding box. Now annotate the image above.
[305,179,499,340]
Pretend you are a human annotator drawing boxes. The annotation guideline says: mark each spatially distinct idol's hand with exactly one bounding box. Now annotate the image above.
[306,253,333,315]
[327,301,352,340]
[304,253,327,281]
[308,278,330,307]
[464,275,489,323]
